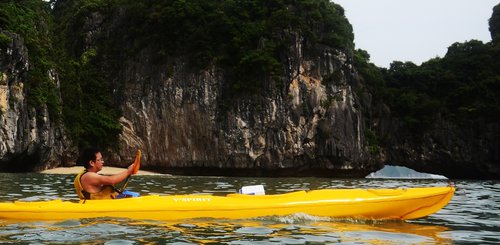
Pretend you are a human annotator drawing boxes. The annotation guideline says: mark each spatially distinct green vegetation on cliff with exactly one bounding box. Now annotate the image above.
[52,0,122,149]
[0,0,61,117]
[356,3,500,134]
[490,4,500,42]
[75,0,353,93]
[386,40,499,126]
[0,0,122,149]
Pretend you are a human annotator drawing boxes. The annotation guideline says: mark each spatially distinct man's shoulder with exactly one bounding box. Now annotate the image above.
[81,171,99,180]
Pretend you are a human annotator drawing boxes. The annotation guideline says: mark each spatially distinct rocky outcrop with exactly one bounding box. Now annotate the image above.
[0,30,74,172]
[111,36,379,177]
[1,2,497,179]
[377,118,500,179]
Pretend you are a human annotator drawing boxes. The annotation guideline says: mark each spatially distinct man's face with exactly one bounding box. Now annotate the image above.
[93,152,104,171]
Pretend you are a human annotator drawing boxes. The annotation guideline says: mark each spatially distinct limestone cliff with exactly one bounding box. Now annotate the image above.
[111,37,378,177]
[0,31,73,171]
[0,0,498,179]
[377,117,500,179]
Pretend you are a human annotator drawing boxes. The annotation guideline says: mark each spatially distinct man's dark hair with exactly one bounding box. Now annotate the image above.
[78,148,101,169]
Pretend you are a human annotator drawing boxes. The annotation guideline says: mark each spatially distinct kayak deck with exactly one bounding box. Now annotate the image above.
[0,186,455,221]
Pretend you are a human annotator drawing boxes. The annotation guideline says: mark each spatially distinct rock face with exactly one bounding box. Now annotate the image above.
[113,36,379,177]
[0,31,73,172]
[0,3,498,179]
[378,118,500,179]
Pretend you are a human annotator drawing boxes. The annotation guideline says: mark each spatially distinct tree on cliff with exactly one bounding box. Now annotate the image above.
[489,3,500,43]
[357,5,500,133]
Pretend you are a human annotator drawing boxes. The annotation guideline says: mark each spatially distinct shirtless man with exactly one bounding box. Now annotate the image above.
[74,148,136,200]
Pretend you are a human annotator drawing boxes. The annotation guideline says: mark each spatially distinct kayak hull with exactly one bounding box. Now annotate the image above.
[0,186,454,221]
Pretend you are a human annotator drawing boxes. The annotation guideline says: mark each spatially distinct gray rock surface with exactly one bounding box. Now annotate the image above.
[0,31,74,172]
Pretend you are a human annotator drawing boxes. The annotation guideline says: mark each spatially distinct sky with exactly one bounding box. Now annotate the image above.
[333,0,498,68]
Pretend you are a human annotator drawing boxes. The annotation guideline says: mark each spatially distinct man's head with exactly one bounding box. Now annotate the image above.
[80,148,103,170]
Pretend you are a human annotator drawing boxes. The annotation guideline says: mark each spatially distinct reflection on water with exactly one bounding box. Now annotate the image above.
[0,217,452,244]
[0,173,498,244]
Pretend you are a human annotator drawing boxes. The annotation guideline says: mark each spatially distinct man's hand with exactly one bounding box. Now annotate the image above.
[127,162,136,175]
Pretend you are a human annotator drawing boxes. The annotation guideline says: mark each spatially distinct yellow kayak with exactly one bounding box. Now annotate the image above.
[0,186,454,221]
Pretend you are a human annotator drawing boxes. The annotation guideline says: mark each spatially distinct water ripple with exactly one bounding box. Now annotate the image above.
[0,173,498,244]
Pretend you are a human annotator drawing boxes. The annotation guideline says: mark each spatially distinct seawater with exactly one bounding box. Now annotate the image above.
[0,173,498,244]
